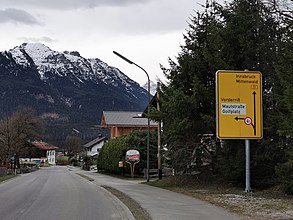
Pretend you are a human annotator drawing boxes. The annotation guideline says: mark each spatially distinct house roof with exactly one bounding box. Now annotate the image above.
[32,141,59,150]
[143,93,158,116]
[101,111,158,127]
[83,136,107,148]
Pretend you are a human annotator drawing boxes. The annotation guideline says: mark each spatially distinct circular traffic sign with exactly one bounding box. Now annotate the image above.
[244,117,252,125]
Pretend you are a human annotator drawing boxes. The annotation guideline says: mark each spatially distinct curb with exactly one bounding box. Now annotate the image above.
[75,171,135,220]
[97,184,136,220]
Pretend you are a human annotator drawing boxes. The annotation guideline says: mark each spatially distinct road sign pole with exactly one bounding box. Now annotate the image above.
[245,139,251,192]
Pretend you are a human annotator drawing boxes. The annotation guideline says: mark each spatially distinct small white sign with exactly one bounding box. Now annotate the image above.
[126,150,140,162]
[221,103,246,115]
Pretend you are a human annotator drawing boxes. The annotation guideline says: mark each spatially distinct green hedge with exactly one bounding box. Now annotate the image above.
[56,156,69,165]
[97,130,158,174]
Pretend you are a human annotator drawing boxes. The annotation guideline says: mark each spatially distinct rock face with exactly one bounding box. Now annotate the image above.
[0,43,149,144]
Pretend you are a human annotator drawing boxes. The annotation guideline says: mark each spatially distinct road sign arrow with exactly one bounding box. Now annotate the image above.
[252,91,256,135]
[235,116,244,121]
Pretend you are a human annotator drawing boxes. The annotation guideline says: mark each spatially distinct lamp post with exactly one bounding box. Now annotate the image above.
[113,51,150,182]
[72,128,82,168]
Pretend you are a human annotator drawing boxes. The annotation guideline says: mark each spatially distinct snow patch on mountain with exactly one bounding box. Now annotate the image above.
[142,80,157,95]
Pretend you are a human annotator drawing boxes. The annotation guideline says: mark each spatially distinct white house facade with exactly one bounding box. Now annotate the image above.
[83,136,107,157]
[32,141,58,165]
[46,150,56,165]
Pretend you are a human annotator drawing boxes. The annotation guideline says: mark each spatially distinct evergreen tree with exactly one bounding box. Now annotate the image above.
[161,1,225,173]
[272,1,293,194]
[160,0,291,189]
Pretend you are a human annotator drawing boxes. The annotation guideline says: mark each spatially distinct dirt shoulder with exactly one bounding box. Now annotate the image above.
[147,177,293,220]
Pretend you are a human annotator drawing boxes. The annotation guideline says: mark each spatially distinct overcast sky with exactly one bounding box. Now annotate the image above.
[0,0,203,85]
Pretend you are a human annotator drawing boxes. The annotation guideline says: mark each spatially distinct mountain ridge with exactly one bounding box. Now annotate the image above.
[0,43,149,145]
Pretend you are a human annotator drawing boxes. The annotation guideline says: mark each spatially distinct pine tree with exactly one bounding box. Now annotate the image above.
[161,1,225,173]
[272,1,293,194]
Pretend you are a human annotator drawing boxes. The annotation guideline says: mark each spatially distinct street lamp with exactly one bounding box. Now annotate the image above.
[113,51,150,182]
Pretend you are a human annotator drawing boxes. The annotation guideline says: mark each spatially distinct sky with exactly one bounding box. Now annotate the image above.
[0,0,204,85]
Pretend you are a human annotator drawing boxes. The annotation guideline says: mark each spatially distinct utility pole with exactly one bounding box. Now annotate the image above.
[157,82,162,179]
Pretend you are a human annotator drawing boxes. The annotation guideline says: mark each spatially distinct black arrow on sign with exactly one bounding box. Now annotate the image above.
[234,116,244,121]
[234,91,257,136]
[252,91,256,135]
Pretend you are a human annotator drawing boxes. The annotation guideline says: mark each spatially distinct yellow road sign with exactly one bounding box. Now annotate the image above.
[216,70,263,139]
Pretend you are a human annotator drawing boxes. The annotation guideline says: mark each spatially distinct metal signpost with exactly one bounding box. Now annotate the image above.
[216,70,263,192]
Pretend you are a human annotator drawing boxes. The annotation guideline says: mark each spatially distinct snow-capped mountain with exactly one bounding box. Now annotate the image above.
[0,43,149,144]
[8,43,146,99]
[142,80,157,96]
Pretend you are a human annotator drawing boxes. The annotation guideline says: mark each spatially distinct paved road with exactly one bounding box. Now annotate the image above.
[77,169,241,220]
[0,166,134,220]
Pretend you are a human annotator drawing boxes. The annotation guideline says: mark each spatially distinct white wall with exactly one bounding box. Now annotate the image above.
[46,150,56,165]
[87,141,105,157]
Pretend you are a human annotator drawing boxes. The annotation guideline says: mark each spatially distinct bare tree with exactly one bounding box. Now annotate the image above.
[265,0,293,20]
[64,135,81,158]
[0,107,43,164]
[0,117,16,164]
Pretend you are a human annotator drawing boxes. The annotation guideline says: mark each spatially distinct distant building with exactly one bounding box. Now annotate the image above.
[31,141,59,165]
[101,111,158,139]
[83,135,107,158]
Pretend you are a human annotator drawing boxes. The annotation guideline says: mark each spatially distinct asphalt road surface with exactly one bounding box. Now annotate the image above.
[0,166,133,220]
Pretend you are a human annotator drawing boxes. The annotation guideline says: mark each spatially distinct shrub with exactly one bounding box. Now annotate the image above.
[56,156,69,165]
[97,130,158,175]
[276,160,293,195]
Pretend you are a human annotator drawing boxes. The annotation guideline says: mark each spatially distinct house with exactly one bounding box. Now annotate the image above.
[83,135,107,158]
[31,141,59,165]
[101,111,158,139]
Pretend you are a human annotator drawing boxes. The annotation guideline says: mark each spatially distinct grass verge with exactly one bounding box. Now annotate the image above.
[0,174,17,183]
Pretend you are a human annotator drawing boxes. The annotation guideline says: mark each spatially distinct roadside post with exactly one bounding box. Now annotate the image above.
[216,70,263,192]
[118,160,125,176]
[157,82,162,179]
[125,150,140,178]
[11,156,15,175]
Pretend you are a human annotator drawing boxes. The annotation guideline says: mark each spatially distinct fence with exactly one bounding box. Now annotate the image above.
[143,168,174,178]
[0,167,7,177]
